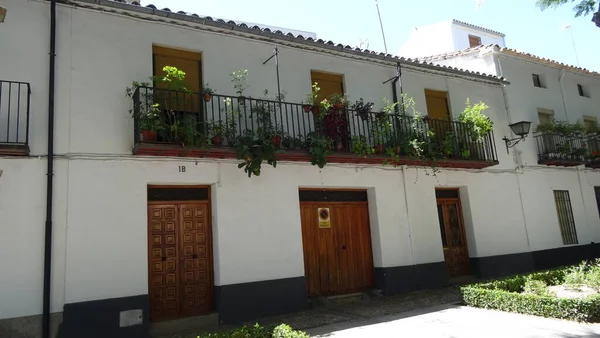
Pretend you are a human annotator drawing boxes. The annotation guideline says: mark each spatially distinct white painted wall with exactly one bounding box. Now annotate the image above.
[451,24,505,51]
[3,0,600,321]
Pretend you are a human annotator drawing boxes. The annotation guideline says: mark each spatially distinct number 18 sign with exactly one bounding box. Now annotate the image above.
[318,208,330,228]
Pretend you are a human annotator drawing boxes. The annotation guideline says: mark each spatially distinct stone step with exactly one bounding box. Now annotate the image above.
[149,312,219,337]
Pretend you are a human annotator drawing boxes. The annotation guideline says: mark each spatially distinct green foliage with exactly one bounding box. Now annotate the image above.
[536,0,598,17]
[304,82,320,105]
[458,99,493,142]
[308,132,333,168]
[536,120,587,135]
[235,130,277,177]
[523,279,553,297]
[352,136,374,156]
[198,323,309,338]
[231,69,249,96]
[460,264,600,322]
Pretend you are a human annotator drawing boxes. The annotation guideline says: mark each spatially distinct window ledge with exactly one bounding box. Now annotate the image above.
[0,144,29,156]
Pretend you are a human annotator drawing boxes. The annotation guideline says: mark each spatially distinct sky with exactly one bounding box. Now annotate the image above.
[147,0,598,72]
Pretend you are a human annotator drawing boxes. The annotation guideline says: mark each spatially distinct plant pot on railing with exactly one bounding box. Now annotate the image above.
[238,95,246,106]
[212,135,224,146]
[272,135,283,149]
[141,130,158,142]
[303,105,312,113]
[204,93,213,102]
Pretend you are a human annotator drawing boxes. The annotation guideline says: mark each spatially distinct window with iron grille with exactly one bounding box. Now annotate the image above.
[553,190,578,245]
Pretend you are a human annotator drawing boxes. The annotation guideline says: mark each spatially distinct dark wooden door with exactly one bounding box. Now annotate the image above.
[436,198,470,277]
[148,202,212,322]
[300,202,374,296]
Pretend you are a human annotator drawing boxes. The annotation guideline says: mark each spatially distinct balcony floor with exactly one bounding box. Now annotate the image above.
[133,143,499,170]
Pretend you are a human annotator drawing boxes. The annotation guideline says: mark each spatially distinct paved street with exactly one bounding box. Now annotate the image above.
[306,304,600,338]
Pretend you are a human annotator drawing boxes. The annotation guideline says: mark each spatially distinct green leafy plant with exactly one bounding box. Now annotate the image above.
[234,130,277,177]
[231,69,249,98]
[523,279,553,297]
[351,98,375,121]
[458,99,493,142]
[443,133,457,158]
[461,264,600,323]
[198,323,309,338]
[308,132,333,168]
[351,135,374,156]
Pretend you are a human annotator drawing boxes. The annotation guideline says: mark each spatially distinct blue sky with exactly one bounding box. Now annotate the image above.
[148,0,597,72]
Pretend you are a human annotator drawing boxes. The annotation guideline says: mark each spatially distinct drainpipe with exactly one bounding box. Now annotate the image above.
[42,0,57,337]
[392,62,403,113]
[495,53,532,252]
[559,69,570,122]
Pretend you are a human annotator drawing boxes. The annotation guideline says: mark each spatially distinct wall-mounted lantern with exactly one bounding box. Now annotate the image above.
[0,6,7,23]
[502,121,532,154]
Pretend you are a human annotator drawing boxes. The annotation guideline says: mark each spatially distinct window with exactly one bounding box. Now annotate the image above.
[537,109,554,125]
[553,190,578,245]
[468,34,482,48]
[578,84,589,98]
[532,74,543,88]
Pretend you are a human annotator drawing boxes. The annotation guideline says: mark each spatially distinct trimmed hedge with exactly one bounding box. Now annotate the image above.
[461,267,600,322]
[199,324,310,338]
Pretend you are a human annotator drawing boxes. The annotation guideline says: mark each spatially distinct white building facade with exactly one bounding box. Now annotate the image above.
[1,2,599,338]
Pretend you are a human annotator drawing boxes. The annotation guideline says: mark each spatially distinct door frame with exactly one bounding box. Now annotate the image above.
[298,188,375,297]
[435,188,470,277]
[146,185,215,321]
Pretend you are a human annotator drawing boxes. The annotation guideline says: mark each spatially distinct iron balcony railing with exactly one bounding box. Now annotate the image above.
[132,86,498,163]
[534,132,599,165]
[0,80,31,146]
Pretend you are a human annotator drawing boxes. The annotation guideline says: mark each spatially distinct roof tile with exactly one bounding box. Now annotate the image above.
[69,0,508,83]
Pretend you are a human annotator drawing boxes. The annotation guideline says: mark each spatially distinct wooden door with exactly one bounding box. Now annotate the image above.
[436,197,470,277]
[153,46,202,114]
[425,89,452,144]
[300,201,374,296]
[148,202,212,322]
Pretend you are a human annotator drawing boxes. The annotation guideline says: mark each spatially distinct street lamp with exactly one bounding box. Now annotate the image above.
[502,121,532,154]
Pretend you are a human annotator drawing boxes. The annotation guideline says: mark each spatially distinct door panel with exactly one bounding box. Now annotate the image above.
[436,196,470,278]
[148,202,212,322]
[148,205,180,321]
[179,203,212,317]
[300,201,374,297]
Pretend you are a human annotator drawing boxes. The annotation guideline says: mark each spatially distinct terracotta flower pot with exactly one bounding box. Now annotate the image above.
[212,135,223,146]
[272,135,282,149]
[375,144,385,154]
[238,96,246,105]
[204,94,212,102]
[334,103,343,109]
[311,106,320,114]
[141,130,157,142]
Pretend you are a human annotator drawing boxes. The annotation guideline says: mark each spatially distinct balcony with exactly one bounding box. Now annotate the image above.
[535,132,600,167]
[0,80,31,156]
[131,87,498,169]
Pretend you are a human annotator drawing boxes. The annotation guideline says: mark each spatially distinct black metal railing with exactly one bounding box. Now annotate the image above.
[132,87,498,163]
[534,132,596,164]
[0,80,31,146]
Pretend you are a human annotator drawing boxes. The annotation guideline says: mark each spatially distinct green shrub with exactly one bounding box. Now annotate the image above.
[523,279,553,297]
[198,323,309,338]
[564,262,588,290]
[460,264,600,322]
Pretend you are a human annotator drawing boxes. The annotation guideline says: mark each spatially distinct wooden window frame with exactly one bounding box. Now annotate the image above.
[468,34,482,48]
[553,190,578,245]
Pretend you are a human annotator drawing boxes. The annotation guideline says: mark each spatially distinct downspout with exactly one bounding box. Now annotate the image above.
[495,53,532,252]
[42,0,57,337]
[392,62,403,113]
[559,69,570,122]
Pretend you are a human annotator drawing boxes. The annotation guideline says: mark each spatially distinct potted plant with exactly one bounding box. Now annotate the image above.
[234,130,277,177]
[352,135,374,156]
[208,120,225,146]
[329,93,347,109]
[351,98,375,121]
[443,133,457,158]
[231,69,249,105]
[203,84,215,102]
[461,148,471,160]
[308,132,333,168]
[457,99,493,159]
[304,82,321,113]
[270,124,285,149]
